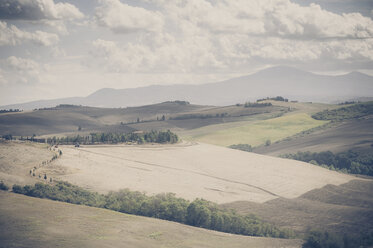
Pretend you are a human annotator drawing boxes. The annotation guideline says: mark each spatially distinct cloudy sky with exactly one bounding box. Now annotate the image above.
[0,0,372,105]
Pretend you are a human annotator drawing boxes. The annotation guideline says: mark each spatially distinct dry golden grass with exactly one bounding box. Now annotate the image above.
[46,142,355,204]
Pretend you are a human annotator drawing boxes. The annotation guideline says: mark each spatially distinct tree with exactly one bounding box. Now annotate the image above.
[187,199,212,228]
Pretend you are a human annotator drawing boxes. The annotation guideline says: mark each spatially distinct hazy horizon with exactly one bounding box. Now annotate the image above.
[0,0,372,106]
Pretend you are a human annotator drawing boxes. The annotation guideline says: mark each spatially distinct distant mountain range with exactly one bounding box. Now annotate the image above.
[2,66,373,110]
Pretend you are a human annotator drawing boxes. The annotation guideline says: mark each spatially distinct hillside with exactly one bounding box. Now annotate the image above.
[2,66,372,110]
[0,102,212,136]
[1,141,372,241]
[0,101,291,137]
[223,179,373,236]
[254,102,373,155]
[41,143,354,204]
[0,191,302,248]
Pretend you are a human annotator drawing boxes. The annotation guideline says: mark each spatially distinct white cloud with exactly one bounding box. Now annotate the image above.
[95,0,164,33]
[88,0,373,74]
[159,0,373,39]
[0,56,43,85]
[0,21,59,46]
[0,0,84,20]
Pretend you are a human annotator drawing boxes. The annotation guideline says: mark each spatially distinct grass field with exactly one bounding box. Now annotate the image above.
[182,113,328,147]
[0,191,303,248]
[254,116,373,155]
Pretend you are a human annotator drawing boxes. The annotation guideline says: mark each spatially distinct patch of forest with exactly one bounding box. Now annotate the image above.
[281,150,373,176]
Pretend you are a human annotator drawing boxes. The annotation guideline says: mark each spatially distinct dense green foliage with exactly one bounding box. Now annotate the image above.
[312,102,373,121]
[12,181,294,238]
[244,102,272,108]
[229,144,253,152]
[281,150,373,176]
[0,181,9,190]
[24,130,179,145]
[303,230,373,248]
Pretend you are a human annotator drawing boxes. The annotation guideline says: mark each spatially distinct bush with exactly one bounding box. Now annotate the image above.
[229,144,253,152]
[0,181,9,191]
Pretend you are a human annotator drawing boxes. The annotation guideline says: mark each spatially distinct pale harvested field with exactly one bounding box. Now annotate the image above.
[47,142,355,204]
[0,191,303,248]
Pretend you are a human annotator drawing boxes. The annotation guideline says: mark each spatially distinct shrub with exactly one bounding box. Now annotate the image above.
[0,181,9,191]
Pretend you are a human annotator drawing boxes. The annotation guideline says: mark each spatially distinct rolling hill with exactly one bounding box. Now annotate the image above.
[1,66,372,110]
[0,191,303,248]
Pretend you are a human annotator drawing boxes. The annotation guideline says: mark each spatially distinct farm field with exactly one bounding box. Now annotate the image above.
[181,113,327,147]
[254,114,373,155]
[0,191,303,248]
[36,142,355,204]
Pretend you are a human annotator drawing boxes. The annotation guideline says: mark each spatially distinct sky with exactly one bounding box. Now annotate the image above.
[0,0,372,106]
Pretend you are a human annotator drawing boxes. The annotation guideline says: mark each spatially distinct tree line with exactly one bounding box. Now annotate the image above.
[281,150,373,176]
[244,102,272,108]
[21,130,179,145]
[0,109,22,113]
[9,181,294,239]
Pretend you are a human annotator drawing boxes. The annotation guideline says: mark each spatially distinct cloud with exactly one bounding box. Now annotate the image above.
[88,0,373,74]
[0,21,59,46]
[158,0,373,39]
[0,0,84,20]
[95,0,164,33]
[0,56,43,85]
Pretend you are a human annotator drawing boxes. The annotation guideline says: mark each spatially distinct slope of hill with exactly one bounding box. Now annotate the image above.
[42,142,354,204]
[223,179,373,236]
[254,102,373,155]
[0,191,303,248]
[181,113,327,147]
[2,66,372,110]
[2,141,372,241]
[0,102,211,136]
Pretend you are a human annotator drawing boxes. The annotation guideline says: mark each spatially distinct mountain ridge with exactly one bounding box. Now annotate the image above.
[1,66,372,110]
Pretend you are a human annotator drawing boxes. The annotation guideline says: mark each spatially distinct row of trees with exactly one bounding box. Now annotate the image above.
[244,102,272,108]
[257,96,289,102]
[281,150,373,176]
[0,109,22,113]
[10,181,294,238]
[30,130,179,145]
[169,113,228,120]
